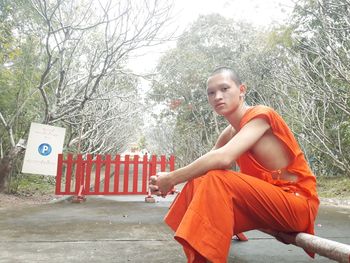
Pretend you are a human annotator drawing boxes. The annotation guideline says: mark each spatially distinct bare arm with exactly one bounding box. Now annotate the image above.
[169,118,270,185]
[150,118,270,196]
[211,124,236,150]
[150,118,271,196]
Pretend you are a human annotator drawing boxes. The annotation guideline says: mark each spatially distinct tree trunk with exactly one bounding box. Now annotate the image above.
[0,146,23,192]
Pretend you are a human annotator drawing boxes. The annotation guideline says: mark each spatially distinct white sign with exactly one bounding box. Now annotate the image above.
[22,123,66,176]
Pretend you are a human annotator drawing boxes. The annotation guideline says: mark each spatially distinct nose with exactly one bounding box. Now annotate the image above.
[214,91,223,101]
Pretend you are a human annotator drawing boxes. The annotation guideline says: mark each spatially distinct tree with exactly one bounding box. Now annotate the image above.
[148,4,350,178]
[0,0,40,190]
[264,0,350,176]
[0,0,175,191]
[148,14,260,166]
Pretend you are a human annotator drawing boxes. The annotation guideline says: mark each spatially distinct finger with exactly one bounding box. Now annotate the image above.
[149,175,157,184]
[149,185,159,192]
[150,187,164,197]
[155,191,163,196]
[156,171,168,177]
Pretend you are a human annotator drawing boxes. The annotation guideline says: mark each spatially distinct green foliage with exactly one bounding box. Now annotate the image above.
[138,136,147,150]
[8,174,55,195]
[0,0,14,63]
[285,0,350,176]
[0,35,44,153]
[149,15,262,165]
[150,3,350,177]
[266,25,294,49]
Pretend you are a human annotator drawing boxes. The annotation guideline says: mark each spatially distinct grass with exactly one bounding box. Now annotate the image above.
[12,174,56,196]
[316,176,350,199]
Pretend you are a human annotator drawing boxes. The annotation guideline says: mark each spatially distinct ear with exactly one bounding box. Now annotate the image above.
[239,84,247,95]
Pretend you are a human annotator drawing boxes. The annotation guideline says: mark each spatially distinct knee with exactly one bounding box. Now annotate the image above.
[203,170,249,192]
[205,169,239,180]
[205,169,228,177]
[203,169,238,186]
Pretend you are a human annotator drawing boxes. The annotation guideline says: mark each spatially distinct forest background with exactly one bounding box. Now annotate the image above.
[0,0,349,199]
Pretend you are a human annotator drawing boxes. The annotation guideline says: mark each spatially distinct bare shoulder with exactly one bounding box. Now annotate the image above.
[246,120,293,170]
[224,124,236,137]
[222,124,238,143]
[215,118,271,164]
[240,117,270,133]
[213,124,237,150]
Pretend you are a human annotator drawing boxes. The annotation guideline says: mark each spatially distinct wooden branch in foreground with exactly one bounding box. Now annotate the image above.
[262,229,350,263]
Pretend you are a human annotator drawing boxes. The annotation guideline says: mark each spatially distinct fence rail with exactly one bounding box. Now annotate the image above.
[55,154,175,197]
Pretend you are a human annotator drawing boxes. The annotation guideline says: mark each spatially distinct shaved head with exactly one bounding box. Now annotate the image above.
[208,67,242,86]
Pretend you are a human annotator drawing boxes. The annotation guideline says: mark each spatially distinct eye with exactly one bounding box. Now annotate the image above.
[207,90,215,96]
[221,86,229,92]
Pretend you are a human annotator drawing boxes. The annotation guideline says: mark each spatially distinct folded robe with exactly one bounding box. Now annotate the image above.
[164,105,319,263]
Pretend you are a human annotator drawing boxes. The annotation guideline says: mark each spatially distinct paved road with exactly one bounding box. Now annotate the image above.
[0,195,349,263]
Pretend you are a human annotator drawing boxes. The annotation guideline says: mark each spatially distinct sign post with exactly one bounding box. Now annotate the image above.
[22,123,66,176]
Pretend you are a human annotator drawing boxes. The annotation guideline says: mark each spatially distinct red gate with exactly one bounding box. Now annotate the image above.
[55,154,175,200]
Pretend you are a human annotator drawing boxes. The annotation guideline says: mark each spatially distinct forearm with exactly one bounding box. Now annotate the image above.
[169,150,230,185]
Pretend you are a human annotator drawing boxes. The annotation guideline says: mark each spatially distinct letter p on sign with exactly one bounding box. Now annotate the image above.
[38,143,52,156]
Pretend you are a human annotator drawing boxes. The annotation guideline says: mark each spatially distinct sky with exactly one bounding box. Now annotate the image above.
[128,0,295,75]
[173,0,295,30]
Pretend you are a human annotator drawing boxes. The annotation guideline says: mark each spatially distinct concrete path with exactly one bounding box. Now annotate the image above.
[0,195,349,263]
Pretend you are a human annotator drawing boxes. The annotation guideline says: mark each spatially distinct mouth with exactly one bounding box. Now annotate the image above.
[215,103,225,108]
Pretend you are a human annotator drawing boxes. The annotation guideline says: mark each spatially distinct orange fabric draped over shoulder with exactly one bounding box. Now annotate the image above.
[164,105,319,263]
[237,105,319,202]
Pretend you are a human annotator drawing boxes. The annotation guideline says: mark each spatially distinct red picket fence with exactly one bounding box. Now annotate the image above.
[55,154,175,199]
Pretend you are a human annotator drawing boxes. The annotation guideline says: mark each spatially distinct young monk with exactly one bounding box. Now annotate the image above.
[149,67,319,263]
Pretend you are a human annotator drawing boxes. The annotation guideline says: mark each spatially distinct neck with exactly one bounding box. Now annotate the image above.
[225,102,250,131]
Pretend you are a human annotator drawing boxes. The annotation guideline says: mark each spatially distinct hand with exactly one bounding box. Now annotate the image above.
[149,172,174,197]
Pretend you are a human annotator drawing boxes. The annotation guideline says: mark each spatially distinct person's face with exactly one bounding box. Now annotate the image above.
[206,72,245,116]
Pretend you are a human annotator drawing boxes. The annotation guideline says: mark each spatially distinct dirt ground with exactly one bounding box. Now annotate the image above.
[0,193,58,209]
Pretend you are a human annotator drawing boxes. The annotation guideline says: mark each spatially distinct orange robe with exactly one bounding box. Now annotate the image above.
[164,105,319,263]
